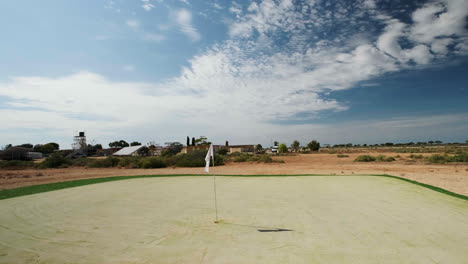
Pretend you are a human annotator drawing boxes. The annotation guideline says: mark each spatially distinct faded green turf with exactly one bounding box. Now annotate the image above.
[1,174,467,200]
[1,176,467,264]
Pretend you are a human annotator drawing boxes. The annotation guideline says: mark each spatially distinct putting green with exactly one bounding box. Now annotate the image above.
[0,176,467,263]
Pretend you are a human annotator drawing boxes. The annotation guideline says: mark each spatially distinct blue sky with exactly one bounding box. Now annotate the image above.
[0,0,467,148]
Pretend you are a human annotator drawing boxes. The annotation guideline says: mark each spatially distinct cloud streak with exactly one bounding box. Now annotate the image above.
[174,9,201,41]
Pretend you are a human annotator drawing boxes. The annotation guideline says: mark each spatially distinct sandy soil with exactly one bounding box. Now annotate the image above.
[1,153,467,195]
[0,176,467,264]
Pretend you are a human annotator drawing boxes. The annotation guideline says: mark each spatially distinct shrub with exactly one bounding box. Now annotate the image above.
[425,153,468,163]
[116,157,141,168]
[138,157,166,168]
[450,152,468,162]
[426,154,447,163]
[354,155,376,162]
[170,150,224,167]
[409,154,424,159]
[375,155,395,162]
[233,153,251,162]
[337,154,349,158]
[217,148,228,155]
[70,157,92,167]
[255,154,273,163]
[0,160,35,169]
[88,156,120,168]
[39,153,72,168]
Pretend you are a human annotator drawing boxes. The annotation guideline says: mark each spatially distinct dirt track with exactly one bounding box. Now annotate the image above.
[1,153,467,195]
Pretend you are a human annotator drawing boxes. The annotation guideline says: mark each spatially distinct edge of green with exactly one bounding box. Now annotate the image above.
[0,174,467,201]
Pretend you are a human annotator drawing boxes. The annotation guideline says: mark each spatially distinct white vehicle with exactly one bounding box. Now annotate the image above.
[271,145,278,153]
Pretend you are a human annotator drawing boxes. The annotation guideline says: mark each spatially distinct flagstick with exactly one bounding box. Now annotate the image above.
[212,154,219,223]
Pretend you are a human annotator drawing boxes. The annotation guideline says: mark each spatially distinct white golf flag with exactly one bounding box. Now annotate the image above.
[205,144,214,173]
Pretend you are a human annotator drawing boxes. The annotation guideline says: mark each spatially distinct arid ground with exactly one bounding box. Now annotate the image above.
[1,153,467,195]
[1,176,467,264]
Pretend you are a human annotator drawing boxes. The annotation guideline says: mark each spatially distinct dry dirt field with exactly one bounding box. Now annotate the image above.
[1,153,467,195]
[1,176,467,264]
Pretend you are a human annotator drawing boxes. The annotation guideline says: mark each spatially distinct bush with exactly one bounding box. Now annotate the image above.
[39,153,71,168]
[375,155,395,162]
[426,154,447,163]
[117,157,141,168]
[138,157,166,168]
[337,154,349,158]
[233,153,251,162]
[255,154,273,163]
[354,155,376,162]
[0,160,35,169]
[217,148,228,155]
[425,153,468,163]
[70,157,93,167]
[88,156,120,168]
[450,152,468,162]
[169,150,224,167]
[409,154,424,159]
[228,153,273,163]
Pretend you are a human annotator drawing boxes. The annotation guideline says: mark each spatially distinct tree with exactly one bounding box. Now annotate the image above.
[278,143,288,153]
[256,144,263,152]
[273,141,279,146]
[48,142,59,150]
[162,142,183,156]
[435,140,442,144]
[130,141,142,146]
[291,140,300,152]
[86,144,103,156]
[191,137,195,146]
[33,143,59,154]
[225,140,229,147]
[2,144,12,150]
[186,136,190,146]
[137,146,150,156]
[19,143,33,149]
[428,141,434,144]
[109,140,129,148]
[307,140,320,151]
[195,136,210,145]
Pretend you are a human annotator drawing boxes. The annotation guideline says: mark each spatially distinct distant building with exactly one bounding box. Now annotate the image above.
[181,145,223,154]
[180,144,257,154]
[228,145,255,153]
[96,148,120,156]
[113,145,147,156]
[26,152,43,160]
[0,147,32,160]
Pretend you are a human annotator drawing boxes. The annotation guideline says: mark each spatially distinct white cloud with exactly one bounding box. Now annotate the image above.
[174,9,201,42]
[2,0,468,145]
[126,19,140,30]
[403,45,433,65]
[376,19,406,59]
[410,0,468,44]
[431,38,453,55]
